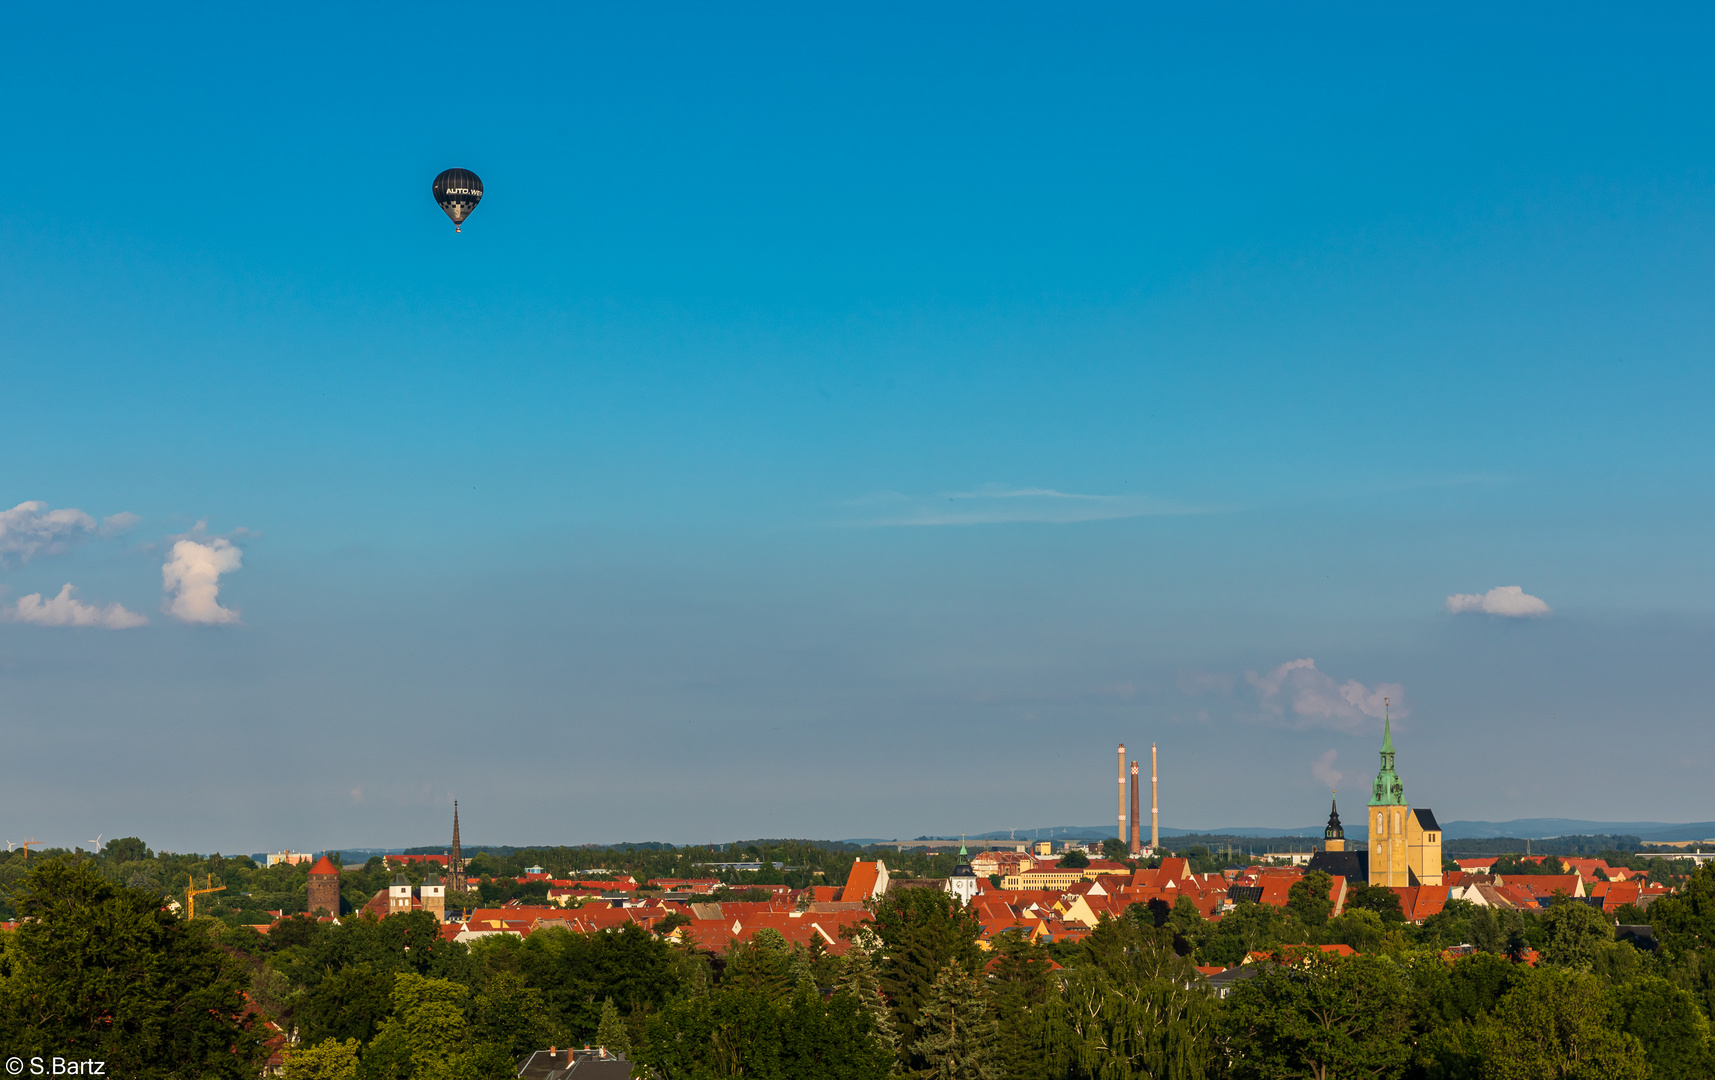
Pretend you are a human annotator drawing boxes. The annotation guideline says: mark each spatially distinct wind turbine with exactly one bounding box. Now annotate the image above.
[88,834,104,853]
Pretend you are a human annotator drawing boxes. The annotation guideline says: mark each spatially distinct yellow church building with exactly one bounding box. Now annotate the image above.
[1365,712,1442,887]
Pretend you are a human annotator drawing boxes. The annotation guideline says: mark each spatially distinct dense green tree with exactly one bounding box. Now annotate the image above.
[1058,850,1091,869]
[284,1038,361,1080]
[1166,895,1206,953]
[1436,951,1527,1023]
[1499,909,1531,963]
[1589,939,1646,985]
[1197,900,1288,967]
[1285,871,1334,929]
[1650,863,1715,957]
[1047,918,1217,1080]
[869,887,983,1069]
[1537,900,1613,971]
[101,836,153,863]
[1608,975,1713,1080]
[832,944,899,1063]
[361,972,475,1080]
[266,912,327,952]
[1102,839,1132,864]
[1416,898,1480,950]
[1221,953,1414,1080]
[724,927,797,1002]
[640,982,893,1079]
[1345,881,1406,923]
[0,859,264,1079]
[987,930,1055,1080]
[277,910,467,991]
[512,921,696,1042]
[597,996,632,1055]
[467,970,554,1067]
[295,962,395,1045]
[1467,904,1505,955]
[1475,969,1647,1080]
[1408,951,1530,1079]
[782,982,899,1080]
[912,963,1000,1080]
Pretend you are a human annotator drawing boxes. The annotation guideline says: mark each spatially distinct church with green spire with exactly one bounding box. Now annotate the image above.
[1365,708,1442,887]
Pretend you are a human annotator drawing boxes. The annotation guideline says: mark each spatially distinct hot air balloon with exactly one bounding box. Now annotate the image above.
[433,168,483,232]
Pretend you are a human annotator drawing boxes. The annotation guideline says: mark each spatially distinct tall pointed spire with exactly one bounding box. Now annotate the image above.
[1370,699,1405,806]
[449,800,465,893]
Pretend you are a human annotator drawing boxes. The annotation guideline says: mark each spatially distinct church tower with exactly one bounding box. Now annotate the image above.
[449,801,465,894]
[1367,711,1411,886]
[1324,793,1345,853]
[1365,705,1442,887]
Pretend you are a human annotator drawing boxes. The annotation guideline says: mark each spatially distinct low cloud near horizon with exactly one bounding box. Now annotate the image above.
[1247,658,1404,734]
[162,537,243,624]
[5,583,148,629]
[1446,585,1551,618]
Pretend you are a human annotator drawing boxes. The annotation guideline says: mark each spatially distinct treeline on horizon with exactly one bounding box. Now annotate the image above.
[421,831,1673,858]
[3,855,1715,1079]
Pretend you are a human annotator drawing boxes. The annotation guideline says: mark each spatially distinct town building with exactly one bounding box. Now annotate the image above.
[306,855,341,916]
[946,845,980,907]
[1365,712,1442,887]
[1307,795,1368,882]
[840,859,890,902]
[422,873,445,920]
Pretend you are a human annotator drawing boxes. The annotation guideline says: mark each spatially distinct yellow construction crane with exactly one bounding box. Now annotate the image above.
[9,839,44,861]
[187,874,225,920]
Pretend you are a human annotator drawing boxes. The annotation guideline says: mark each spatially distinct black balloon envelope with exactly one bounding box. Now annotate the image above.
[433,168,483,232]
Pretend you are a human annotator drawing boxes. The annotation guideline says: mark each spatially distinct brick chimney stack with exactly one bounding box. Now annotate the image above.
[1129,761,1141,855]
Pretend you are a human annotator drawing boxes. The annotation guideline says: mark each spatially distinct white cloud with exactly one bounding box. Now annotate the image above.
[162,538,243,624]
[1445,585,1551,618]
[6,583,148,629]
[842,485,1218,527]
[0,501,98,563]
[1246,657,1405,734]
[1312,749,1343,789]
[101,512,143,536]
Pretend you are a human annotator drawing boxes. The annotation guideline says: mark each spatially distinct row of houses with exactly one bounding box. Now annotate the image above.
[273,849,1671,959]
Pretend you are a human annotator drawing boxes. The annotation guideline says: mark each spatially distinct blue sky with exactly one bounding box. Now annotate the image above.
[3,5,1713,852]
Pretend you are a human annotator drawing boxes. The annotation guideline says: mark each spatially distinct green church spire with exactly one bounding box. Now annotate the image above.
[1370,700,1405,806]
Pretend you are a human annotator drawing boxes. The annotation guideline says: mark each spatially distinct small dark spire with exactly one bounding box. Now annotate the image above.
[1325,791,1344,841]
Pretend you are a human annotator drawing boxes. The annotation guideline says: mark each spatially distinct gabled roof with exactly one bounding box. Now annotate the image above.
[841,861,883,903]
[1412,808,1441,832]
[1521,875,1585,898]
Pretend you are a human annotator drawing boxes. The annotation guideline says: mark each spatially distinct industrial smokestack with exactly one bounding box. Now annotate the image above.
[1117,744,1126,844]
[1129,761,1141,855]
[1151,743,1159,849]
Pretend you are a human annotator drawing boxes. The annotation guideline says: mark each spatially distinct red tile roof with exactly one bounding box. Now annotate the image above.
[307,855,340,877]
[841,861,883,903]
